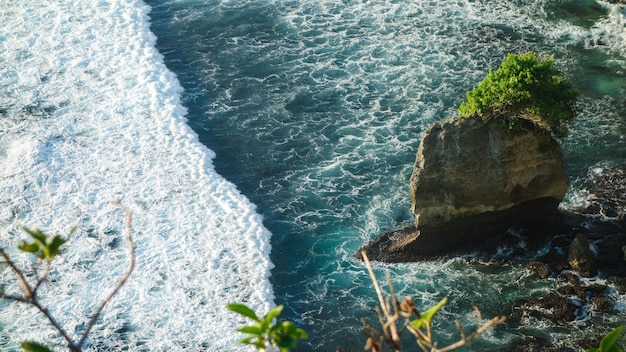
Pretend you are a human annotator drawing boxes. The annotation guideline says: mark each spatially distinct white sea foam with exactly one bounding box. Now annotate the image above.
[0,0,272,350]
[2,0,624,350]
[586,1,626,56]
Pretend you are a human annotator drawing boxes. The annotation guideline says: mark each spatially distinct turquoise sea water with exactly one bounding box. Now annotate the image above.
[146,0,626,350]
[1,0,625,351]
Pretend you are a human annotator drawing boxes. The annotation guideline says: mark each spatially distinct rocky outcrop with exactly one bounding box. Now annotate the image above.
[568,234,598,277]
[410,116,569,228]
[358,116,626,267]
[358,116,572,262]
[357,197,565,262]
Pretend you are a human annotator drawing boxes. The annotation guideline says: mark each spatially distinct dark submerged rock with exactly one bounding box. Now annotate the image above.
[577,170,626,220]
[527,291,577,322]
[513,272,611,327]
[527,261,551,279]
[567,234,598,277]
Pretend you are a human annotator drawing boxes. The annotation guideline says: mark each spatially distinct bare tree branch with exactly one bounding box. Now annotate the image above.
[432,315,507,352]
[362,251,402,351]
[0,201,136,351]
[77,201,136,349]
[0,247,34,299]
[360,250,506,352]
[0,248,77,349]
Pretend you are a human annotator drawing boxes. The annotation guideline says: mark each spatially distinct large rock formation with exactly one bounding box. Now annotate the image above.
[410,116,569,227]
[358,116,571,262]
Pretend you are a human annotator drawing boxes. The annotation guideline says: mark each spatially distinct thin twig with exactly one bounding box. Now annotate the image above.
[1,294,31,304]
[373,306,388,339]
[0,248,34,299]
[361,251,401,350]
[30,299,79,351]
[360,250,507,352]
[433,315,507,352]
[388,275,399,316]
[473,305,482,324]
[77,201,136,349]
[33,258,52,294]
[0,248,76,348]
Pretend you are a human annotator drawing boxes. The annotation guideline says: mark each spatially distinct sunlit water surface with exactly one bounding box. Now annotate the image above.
[1,0,625,350]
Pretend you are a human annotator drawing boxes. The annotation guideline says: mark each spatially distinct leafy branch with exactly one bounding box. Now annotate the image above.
[360,251,506,352]
[0,201,135,352]
[227,303,308,352]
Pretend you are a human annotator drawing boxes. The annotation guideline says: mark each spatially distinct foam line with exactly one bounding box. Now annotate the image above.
[0,0,273,350]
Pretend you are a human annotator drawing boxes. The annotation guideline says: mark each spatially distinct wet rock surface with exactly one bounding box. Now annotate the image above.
[358,170,626,351]
[567,233,598,278]
[410,117,569,228]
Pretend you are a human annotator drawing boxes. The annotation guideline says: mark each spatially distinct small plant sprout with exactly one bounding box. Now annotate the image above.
[0,201,135,352]
[360,251,506,352]
[226,303,308,352]
[587,326,624,352]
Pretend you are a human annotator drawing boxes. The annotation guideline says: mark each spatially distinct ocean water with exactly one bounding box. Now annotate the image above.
[0,1,272,350]
[1,0,625,351]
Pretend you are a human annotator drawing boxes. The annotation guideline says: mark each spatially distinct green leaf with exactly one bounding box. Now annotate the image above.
[280,321,297,334]
[422,297,448,322]
[239,335,264,346]
[226,303,259,321]
[265,305,284,323]
[410,318,427,330]
[607,345,623,352]
[253,341,266,350]
[239,337,266,350]
[21,341,54,352]
[276,334,298,349]
[260,314,272,333]
[410,297,448,330]
[237,325,264,335]
[260,306,282,333]
[22,227,47,244]
[600,326,624,352]
[17,241,40,254]
[18,226,66,260]
[47,236,66,257]
[296,328,309,339]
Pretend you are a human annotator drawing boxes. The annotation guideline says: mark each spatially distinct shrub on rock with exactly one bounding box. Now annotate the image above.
[458,52,578,137]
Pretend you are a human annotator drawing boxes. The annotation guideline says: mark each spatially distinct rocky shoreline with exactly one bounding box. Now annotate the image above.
[358,170,626,350]
[356,195,625,271]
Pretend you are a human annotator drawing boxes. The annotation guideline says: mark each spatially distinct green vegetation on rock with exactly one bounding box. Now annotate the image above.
[458,52,578,136]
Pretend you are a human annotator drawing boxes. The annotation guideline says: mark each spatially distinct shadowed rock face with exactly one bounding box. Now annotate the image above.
[357,197,564,262]
[410,117,569,228]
